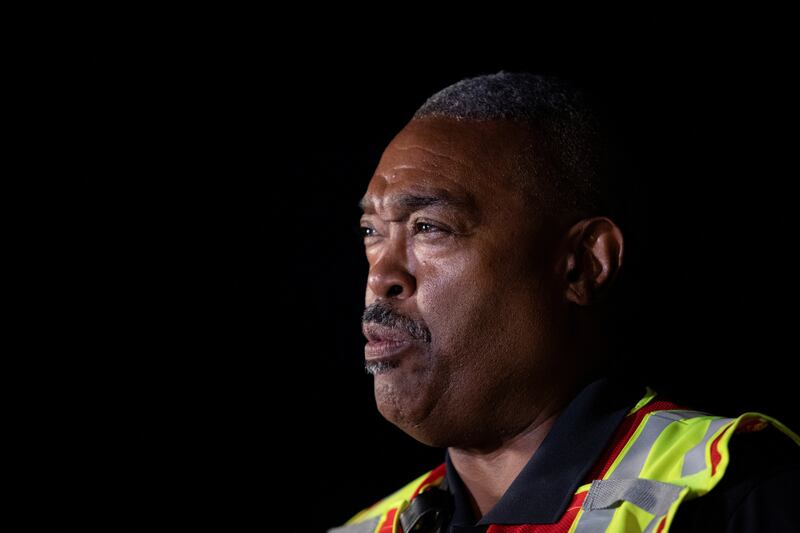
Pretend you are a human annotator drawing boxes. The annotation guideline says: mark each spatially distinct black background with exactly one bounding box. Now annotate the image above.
[32,39,798,531]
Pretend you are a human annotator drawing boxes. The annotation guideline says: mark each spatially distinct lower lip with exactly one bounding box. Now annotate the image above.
[364,340,415,360]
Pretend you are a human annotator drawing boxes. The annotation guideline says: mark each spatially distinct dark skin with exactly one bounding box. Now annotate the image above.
[359,117,624,518]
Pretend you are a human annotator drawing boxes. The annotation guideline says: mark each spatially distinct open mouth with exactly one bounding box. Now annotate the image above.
[363,323,417,361]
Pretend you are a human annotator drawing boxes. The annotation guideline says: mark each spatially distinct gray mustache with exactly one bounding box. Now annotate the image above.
[362,302,432,343]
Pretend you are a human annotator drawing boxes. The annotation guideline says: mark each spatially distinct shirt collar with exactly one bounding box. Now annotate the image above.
[445,378,644,526]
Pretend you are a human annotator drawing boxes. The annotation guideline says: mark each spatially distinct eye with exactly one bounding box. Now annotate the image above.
[413,221,445,235]
[359,225,378,238]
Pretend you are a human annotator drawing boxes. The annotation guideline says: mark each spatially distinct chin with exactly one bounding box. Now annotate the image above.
[374,375,452,447]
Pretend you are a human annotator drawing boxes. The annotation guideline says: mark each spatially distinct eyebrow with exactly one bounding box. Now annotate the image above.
[359,190,476,215]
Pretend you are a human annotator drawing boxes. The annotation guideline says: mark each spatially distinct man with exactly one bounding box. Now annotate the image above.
[331,73,798,532]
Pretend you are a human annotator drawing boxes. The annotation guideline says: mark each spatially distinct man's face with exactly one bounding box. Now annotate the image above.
[359,118,569,448]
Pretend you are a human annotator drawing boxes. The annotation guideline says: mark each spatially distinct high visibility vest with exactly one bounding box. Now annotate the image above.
[329,389,799,533]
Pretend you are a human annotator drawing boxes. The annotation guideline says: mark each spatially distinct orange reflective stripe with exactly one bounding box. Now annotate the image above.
[411,463,446,499]
[709,424,732,477]
[376,507,398,533]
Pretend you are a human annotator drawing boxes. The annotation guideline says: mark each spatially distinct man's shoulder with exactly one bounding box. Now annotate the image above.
[337,464,446,529]
[670,423,799,531]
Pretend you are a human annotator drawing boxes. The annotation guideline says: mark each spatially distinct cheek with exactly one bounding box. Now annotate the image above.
[416,245,551,367]
[417,251,483,315]
[417,250,514,349]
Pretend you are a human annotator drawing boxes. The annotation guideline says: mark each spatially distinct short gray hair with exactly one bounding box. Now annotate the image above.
[414,71,609,218]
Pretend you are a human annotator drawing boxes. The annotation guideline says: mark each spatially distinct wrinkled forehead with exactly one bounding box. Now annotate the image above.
[366,118,534,207]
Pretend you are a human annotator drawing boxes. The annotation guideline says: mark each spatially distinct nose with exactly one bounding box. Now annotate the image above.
[366,240,416,300]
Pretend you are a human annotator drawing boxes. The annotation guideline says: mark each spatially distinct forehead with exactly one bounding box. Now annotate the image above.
[364,118,532,209]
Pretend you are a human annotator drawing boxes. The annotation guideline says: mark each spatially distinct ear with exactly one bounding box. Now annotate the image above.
[562,217,624,306]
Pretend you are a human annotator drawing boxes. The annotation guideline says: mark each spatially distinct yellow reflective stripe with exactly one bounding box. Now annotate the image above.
[573,507,615,532]
[639,414,725,483]
[604,410,705,479]
[627,387,658,415]
[327,516,381,533]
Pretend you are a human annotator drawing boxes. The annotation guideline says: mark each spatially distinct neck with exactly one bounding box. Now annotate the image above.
[447,406,562,519]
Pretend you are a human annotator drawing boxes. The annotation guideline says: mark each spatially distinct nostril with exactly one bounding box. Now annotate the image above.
[387,284,403,297]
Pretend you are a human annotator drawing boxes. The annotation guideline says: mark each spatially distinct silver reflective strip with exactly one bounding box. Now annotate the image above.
[611,410,708,479]
[583,478,683,516]
[580,479,685,533]
[681,418,733,477]
[327,516,381,533]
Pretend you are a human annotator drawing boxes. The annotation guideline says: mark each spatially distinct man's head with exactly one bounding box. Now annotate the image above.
[359,72,625,450]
